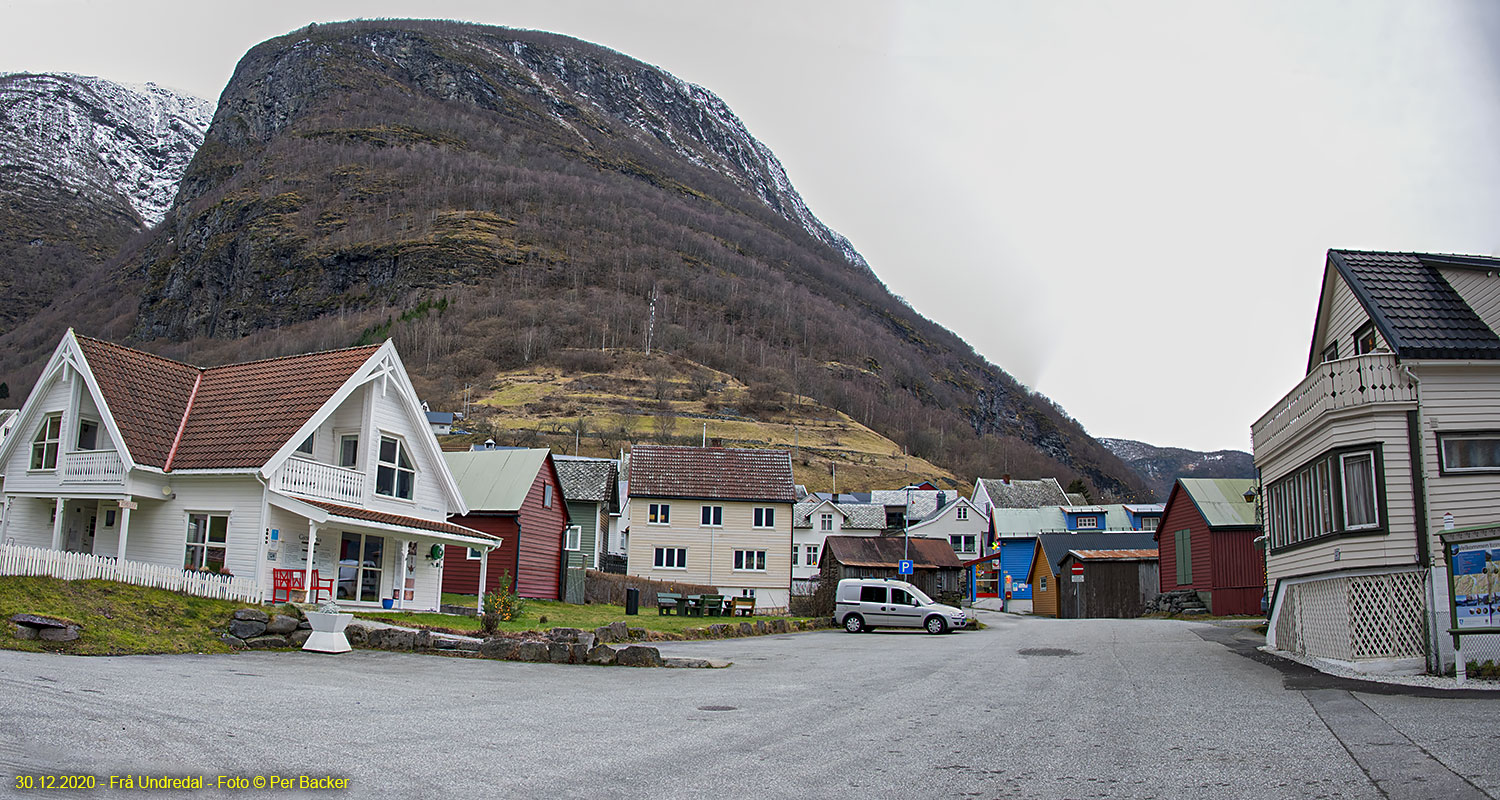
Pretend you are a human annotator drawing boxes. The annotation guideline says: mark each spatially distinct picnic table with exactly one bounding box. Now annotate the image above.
[684,594,726,617]
[658,592,682,615]
[731,596,755,616]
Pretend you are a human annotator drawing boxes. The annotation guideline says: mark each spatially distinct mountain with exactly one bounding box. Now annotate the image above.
[0,20,1150,500]
[1099,438,1255,501]
[0,73,212,335]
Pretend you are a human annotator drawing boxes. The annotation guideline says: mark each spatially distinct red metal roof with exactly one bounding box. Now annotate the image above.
[302,500,497,540]
[628,444,795,502]
[75,335,379,470]
[1067,549,1159,561]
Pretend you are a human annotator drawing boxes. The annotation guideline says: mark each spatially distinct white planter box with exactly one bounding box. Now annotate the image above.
[302,611,353,654]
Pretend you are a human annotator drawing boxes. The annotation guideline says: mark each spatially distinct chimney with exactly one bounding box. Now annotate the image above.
[1002,473,1011,485]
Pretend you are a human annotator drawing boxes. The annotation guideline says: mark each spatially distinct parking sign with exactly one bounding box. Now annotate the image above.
[898,559,913,575]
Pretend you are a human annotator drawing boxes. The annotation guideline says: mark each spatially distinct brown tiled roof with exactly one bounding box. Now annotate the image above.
[627,444,795,502]
[302,500,498,540]
[75,335,379,470]
[822,535,964,569]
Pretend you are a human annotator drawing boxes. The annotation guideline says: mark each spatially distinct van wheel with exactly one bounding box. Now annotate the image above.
[925,616,947,635]
[843,614,866,633]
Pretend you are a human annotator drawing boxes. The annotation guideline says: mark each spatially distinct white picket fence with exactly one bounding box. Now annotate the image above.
[0,543,265,603]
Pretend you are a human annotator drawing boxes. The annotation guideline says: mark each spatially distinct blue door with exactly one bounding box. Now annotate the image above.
[999,539,1035,600]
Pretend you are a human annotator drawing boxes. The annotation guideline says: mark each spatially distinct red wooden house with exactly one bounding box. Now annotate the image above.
[442,448,571,599]
[1155,478,1263,615]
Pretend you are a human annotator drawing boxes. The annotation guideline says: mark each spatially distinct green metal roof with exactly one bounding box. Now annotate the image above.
[1177,478,1259,528]
[442,449,551,511]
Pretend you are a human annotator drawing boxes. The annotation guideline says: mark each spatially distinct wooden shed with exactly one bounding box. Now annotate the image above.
[1027,533,1160,618]
[1055,549,1160,619]
[813,535,965,615]
[442,448,571,600]
[1155,478,1263,616]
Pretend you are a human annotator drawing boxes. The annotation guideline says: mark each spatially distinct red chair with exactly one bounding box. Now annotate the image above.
[272,569,334,603]
[308,569,334,603]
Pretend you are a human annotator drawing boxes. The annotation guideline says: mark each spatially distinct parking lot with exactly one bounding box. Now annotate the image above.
[1,611,1495,799]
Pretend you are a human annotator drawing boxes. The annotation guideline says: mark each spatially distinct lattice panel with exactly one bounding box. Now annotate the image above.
[1348,572,1425,660]
[1285,577,1353,661]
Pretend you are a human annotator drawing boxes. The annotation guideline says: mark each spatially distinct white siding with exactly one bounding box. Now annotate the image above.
[627,499,792,607]
[2,497,56,548]
[367,382,449,519]
[3,372,74,493]
[1318,273,1388,362]
[1440,267,1500,335]
[1410,363,1500,557]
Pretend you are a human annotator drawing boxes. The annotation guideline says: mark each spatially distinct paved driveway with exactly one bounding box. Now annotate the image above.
[0,611,1495,799]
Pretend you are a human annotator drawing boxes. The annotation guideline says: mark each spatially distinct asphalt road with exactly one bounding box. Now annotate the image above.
[0,611,1495,799]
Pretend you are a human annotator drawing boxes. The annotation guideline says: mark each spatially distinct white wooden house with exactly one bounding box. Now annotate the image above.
[0,330,498,610]
[790,498,886,585]
[1254,250,1500,674]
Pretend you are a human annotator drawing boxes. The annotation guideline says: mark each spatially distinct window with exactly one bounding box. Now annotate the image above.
[1040,575,1048,592]
[30,415,60,470]
[296,434,314,455]
[859,585,887,603]
[819,513,834,531]
[956,506,968,521]
[564,525,581,551]
[466,548,483,560]
[1340,452,1378,530]
[1439,433,1500,474]
[648,503,670,525]
[339,435,359,468]
[891,587,915,605]
[791,546,799,566]
[338,532,384,602]
[806,544,819,567]
[1076,515,1098,530]
[654,547,686,569]
[700,505,723,527]
[753,507,775,528]
[544,484,554,508]
[1140,516,1160,531]
[1322,341,1339,363]
[376,436,415,500]
[950,534,976,554]
[1174,529,1193,585]
[739,588,756,598]
[184,513,228,572]
[1354,321,1378,355]
[76,419,99,451]
[733,550,767,571]
[1264,445,1383,550]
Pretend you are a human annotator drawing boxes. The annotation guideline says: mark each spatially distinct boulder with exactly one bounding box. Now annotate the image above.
[298,620,312,630]
[595,622,628,643]
[515,641,550,662]
[413,630,433,650]
[576,632,596,650]
[38,627,79,642]
[232,608,270,623]
[771,619,789,633]
[547,627,583,643]
[709,624,731,638]
[450,638,481,652]
[627,627,647,641]
[288,630,312,647]
[265,614,300,635]
[548,642,573,663]
[569,644,589,664]
[738,622,754,637]
[480,638,518,660]
[754,621,768,635]
[245,635,290,649]
[228,619,267,639]
[368,629,415,650]
[662,657,713,669]
[615,645,663,668]
[13,626,38,640]
[345,624,370,646]
[220,634,247,650]
[585,644,618,666]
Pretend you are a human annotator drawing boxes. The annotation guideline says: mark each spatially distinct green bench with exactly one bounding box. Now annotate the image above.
[657,592,682,616]
[699,594,725,617]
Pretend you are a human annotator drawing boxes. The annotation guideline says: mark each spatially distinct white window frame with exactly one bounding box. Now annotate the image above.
[544,484,554,508]
[700,505,723,527]
[806,544,820,567]
[956,506,968,521]
[338,433,360,468]
[564,525,581,551]
[296,433,315,455]
[184,512,229,572]
[819,513,834,532]
[950,534,976,554]
[75,418,100,451]
[1339,450,1379,531]
[753,507,775,529]
[376,434,416,501]
[654,547,686,569]
[1438,432,1500,474]
[1140,516,1160,531]
[466,548,483,560]
[1075,515,1098,530]
[733,549,767,572]
[791,546,800,566]
[648,503,670,525]
[30,414,61,471]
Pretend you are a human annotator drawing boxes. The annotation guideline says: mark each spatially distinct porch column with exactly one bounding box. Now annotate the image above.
[394,539,409,609]
[304,521,318,603]
[51,498,65,550]
[116,503,132,561]
[476,547,489,613]
[0,496,12,543]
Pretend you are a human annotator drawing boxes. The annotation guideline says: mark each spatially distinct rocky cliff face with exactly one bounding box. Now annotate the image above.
[1100,438,1256,501]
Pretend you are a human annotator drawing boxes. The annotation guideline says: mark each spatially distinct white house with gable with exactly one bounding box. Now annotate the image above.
[0,330,499,610]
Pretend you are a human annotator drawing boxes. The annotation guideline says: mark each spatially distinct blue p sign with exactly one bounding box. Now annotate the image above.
[898,559,914,575]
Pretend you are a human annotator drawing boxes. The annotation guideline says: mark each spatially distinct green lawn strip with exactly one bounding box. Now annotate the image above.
[0,576,243,655]
[360,598,812,637]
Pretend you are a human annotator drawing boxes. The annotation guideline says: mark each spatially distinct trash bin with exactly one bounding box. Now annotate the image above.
[625,587,639,615]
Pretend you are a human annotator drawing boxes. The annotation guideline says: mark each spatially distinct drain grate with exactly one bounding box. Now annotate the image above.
[1017,647,1079,657]
[697,705,737,712]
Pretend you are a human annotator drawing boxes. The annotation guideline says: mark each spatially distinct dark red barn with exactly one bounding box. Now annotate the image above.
[442,448,570,600]
[1155,478,1264,616]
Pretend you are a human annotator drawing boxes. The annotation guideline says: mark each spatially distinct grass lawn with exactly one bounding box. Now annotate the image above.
[362,597,814,637]
[0,576,245,655]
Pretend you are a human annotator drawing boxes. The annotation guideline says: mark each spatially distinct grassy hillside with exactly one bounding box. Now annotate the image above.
[0,576,240,655]
[441,349,963,492]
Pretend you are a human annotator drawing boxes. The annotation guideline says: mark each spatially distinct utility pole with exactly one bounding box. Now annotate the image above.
[903,486,911,562]
[645,283,658,355]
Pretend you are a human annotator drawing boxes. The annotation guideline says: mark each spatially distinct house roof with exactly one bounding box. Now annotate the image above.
[1172,478,1259,529]
[425,411,455,424]
[822,535,965,569]
[1320,250,1500,367]
[627,445,795,502]
[301,499,497,540]
[443,449,552,511]
[74,335,381,470]
[1067,549,1159,561]
[552,456,618,504]
[1123,504,1165,515]
[1033,533,1160,575]
[792,499,887,530]
[868,489,955,521]
[977,477,1069,509]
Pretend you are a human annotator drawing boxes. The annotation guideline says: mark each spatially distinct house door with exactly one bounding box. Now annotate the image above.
[338,532,385,603]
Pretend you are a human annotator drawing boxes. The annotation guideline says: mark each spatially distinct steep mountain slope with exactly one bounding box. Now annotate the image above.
[0,73,212,335]
[0,20,1150,499]
[1100,437,1255,501]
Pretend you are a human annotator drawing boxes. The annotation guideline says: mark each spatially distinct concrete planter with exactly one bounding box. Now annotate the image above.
[302,612,353,654]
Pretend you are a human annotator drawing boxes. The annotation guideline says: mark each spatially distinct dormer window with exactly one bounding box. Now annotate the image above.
[376,435,415,500]
[76,419,99,451]
[31,415,61,470]
[1076,515,1098,530]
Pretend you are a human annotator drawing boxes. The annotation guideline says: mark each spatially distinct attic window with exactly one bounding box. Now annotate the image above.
[376,435,415,500]
[1076,515,1098,530]
[30,414,61,470]
[1321,341,1339,363]
[296,435,314,455]
[1354,322,1378,356]
[956,506,968,521]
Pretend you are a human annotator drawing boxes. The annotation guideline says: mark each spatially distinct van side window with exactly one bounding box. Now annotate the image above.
[890,588,913,605]
[859,586,887,603]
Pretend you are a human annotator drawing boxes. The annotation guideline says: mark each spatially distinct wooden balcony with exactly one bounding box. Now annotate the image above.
[62,450,125,483]
[274,456,366,505]
[1252,353,1417,457]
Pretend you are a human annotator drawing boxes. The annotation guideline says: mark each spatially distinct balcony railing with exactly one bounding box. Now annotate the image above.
[1251,353,1417,456]
[62,450,125,482]
[275,456,366,505]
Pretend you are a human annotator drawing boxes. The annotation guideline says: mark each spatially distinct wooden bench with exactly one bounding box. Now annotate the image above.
[657,592,682,615]
[699,594,725,617]
[731,597,755,617]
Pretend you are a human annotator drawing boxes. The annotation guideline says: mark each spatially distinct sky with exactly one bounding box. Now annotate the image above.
[5,0,1500,453]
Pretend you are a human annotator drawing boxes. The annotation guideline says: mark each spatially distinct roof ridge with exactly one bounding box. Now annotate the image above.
[74,334,201,372]
[200,342,383,373]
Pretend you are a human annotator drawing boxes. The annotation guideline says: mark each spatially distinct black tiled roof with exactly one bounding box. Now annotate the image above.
[1328,250,1500,361]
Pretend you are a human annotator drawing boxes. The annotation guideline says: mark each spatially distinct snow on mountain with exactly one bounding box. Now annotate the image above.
[0,72,213,227]
[1100,437,1255,500]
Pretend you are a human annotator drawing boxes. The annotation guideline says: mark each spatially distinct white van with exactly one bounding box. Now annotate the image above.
[833,577,969,634]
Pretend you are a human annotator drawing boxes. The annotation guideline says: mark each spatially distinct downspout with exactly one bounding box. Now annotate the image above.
[1402,364,1439,673]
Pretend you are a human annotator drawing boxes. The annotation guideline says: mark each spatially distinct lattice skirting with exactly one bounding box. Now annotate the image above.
[1274,570,1426,662]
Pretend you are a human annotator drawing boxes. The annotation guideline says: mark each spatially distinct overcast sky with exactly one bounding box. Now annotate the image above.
[5,0,1499,453]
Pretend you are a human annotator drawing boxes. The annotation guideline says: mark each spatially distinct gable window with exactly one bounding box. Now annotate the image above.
[296,434,314,455]
[950,534,976,554]
[1354,321,1378,355]
[806,544,820,567]
[76,419,99,451]
[1438,433,1500,474]
[544,484,554,508]
[184,513,228,572]
[1174,529,1193,586]
[30,415,61,470]
[700,505,723,527]
[564,525,581,551]
[1322,341,1340,363]
[648,503,670,525]
[1264,444,1384,550]
[1075,515,1098,530]
[339,435,360,468]
[753,507,775,528]
[733,550,767,571]
[376,435,415,500]
[654,547,686,569]
[819,513,834,531]
[956,506,968,521]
